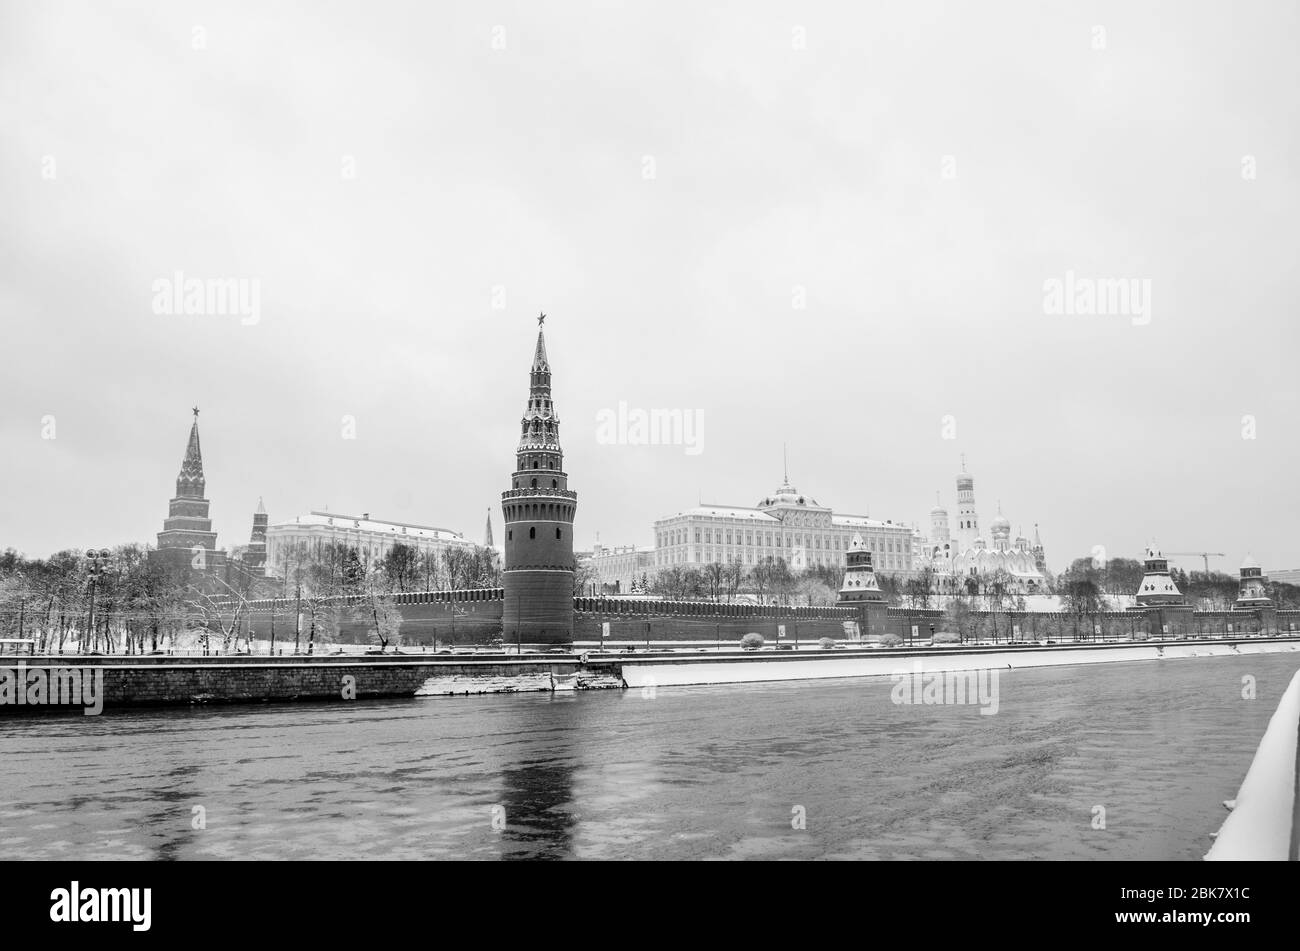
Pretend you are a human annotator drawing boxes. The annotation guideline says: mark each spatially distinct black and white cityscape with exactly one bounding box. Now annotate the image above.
[0,0,1297,925]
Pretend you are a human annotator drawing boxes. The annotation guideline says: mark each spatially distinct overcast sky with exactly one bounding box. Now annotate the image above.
[2,0,1298,574]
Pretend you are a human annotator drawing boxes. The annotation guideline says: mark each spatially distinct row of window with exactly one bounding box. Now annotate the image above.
[505,501,573,522]
[656,528,911,554]
[507,526,563,541]
[515,477,561,489]
[655,549,905,570]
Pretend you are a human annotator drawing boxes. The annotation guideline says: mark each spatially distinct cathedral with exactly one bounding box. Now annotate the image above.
[913,460,1048,594]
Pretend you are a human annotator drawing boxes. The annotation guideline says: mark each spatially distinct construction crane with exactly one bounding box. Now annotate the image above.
[1166,551,1227,575]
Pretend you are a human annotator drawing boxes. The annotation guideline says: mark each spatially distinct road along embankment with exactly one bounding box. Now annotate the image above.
[613,637,1300,688]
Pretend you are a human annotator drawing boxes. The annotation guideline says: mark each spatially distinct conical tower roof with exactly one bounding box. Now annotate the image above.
[175,410,206,499]
[532,316,549,370]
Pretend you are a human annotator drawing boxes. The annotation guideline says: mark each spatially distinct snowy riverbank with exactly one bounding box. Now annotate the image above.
[615,637,1300,688]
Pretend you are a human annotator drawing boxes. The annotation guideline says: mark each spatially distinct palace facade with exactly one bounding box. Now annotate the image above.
[652,475,916,574]
[264,511,476,577]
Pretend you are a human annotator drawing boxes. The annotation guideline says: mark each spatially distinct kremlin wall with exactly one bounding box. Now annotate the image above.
[152,320,1297,652]
[231,586,1300,648]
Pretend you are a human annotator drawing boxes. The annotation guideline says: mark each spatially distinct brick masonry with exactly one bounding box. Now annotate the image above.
[233,593,1295,646]
[0,655,623,713]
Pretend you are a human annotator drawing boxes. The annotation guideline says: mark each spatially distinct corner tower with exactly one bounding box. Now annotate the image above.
[152,408,225,572]
[501,314,576,646]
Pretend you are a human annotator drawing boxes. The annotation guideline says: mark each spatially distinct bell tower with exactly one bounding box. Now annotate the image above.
[501,314,577,646]
[955,455,979,553]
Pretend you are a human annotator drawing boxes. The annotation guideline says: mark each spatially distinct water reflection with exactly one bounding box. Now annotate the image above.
[494,697,583,860]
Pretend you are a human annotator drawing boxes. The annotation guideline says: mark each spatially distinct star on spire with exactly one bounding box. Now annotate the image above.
[192,406,200,418]
[538,311,546,327]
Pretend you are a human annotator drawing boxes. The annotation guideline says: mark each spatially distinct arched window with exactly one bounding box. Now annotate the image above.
[508,530,512,541]
[529,526,536,539]
[531,478,537,488]
[552,479,557,488]
[556,528,562,540]
[533,461,539,469]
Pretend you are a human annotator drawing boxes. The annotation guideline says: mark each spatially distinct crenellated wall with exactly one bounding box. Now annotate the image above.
[227,591,1295,647]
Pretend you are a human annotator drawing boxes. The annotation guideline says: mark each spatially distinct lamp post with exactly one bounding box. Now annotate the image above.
[85,548,112,654]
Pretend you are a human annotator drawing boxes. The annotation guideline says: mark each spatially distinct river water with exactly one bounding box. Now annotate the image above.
[2,654,1297,860]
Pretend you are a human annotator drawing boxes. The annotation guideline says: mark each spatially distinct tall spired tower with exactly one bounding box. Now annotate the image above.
[955,456,980,554]
[501,314,576,646]
[153,408,225,571]
[242,497,268,572]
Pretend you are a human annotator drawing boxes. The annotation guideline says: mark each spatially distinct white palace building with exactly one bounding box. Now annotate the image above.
[265,510,478,577]
[650,475,916,575]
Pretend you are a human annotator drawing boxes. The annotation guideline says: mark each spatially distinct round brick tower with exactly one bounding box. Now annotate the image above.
[501,315,576,647]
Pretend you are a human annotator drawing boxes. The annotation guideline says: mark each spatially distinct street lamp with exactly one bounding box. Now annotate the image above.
[85,548,112,654]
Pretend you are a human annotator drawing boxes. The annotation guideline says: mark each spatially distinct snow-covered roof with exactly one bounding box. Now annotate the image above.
[662,506,780,522]
[270,510,469,543]
[832,514,907,531]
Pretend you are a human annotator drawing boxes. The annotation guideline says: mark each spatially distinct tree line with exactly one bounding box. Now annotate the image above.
[0,539,502,655]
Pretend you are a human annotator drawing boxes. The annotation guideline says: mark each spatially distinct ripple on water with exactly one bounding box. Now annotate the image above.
[0,655,1295,859]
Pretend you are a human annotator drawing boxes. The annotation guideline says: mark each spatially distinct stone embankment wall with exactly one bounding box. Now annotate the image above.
[1206,667,1300,860]
[0,654,622,712]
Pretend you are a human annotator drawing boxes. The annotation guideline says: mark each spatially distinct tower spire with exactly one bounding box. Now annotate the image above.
[502,315,576,646]
[243,496,268,572]
[484,507,494,548]
[533,314,549,371]
[152,409,223,572]
[176,414,205,499]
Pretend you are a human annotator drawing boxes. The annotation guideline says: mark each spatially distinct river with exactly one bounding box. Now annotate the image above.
[2,653,1296,860]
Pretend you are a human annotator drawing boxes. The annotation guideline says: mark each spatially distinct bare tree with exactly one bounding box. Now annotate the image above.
[722,559,744,603]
